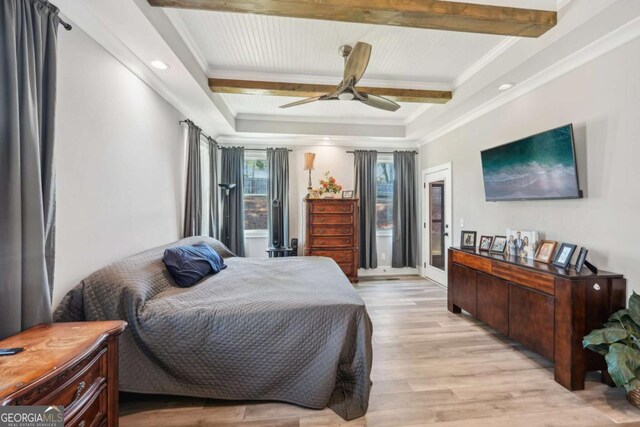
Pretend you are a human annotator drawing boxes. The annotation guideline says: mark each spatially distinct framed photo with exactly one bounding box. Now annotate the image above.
[490,235,507,254]
[553,243,577,269]
[478,236,493,252]
[342,190,354,198]
[460,231,477,249]
[506,229,540,259]
[308,189,321,199]
[534,240,558,264]
[575,247,588,272]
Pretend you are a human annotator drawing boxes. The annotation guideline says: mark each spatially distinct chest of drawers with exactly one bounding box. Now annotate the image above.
[304,198,359,282]
[0,321,127,427]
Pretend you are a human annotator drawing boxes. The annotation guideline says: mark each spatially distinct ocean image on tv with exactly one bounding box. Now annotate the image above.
[481,126,579,201]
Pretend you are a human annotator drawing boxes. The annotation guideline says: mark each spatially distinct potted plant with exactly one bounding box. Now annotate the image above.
[583,292,640,406]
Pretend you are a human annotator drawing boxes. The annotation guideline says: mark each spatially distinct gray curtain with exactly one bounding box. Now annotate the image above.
[0,0,61,340]
[354,150,378,269]
[392,151,418,268]
[267,148,289,248]
[207,137,219,239]
[183,121,202,237]
[221,147,245,256]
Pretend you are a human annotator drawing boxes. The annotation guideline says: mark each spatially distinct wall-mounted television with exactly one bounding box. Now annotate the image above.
[481,124,582,201]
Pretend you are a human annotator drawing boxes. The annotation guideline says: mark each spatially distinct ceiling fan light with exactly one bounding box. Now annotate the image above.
[338,92,355,101]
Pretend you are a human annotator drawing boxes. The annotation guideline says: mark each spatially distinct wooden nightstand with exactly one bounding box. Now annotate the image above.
[0,321,127,427]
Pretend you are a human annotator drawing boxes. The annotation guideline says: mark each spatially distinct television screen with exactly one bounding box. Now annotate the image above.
[481,124,582,201]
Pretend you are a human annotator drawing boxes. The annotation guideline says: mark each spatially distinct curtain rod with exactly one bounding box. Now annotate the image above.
[216,147,292,152]
[59,18,72,31]
[179,119,216,143]
[346,150,417,154]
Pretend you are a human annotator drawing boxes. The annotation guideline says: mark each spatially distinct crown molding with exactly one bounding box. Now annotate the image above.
[216,134,419,149]
[418,12,640,146]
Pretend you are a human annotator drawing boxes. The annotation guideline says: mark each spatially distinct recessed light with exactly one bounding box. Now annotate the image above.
[150,60,170,70]
[323,136,332,141]
[498,82,515,91]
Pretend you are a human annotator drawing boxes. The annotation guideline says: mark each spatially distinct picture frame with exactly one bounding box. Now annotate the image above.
[575,247,589,272]
[460,231,477,249]
[490,235,507,254]
[553,243,577,269]
[506,229,540,259]
[342,190,354,198]
[478,236,493,252]
[534,240,558,264]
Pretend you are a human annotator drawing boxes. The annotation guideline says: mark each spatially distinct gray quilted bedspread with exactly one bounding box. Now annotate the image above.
[54,237,372,420]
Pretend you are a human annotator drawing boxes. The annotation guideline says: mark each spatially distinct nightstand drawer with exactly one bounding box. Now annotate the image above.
[66,383,107,427]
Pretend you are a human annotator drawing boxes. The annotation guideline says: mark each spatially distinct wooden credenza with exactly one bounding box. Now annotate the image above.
[304,198,359,282]
[448,247,626,391]
[0,321,127,427]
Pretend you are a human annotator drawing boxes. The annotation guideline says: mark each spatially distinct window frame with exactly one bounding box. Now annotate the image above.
[243,152,269,238]
[376,154,394,236]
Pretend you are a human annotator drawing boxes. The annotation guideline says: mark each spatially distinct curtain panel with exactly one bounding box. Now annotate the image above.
[392,151,418,268]
[220,147,245,256]
[267,148,290,248]
[207,137,219,239]
[354,150,378,269]
[0,0,62,339]
[183,121,202,237]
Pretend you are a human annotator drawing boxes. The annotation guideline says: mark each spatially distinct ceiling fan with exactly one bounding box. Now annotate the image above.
[279,42,401,112]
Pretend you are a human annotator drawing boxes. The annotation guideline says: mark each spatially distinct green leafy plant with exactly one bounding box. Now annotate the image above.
[583,292,640,392]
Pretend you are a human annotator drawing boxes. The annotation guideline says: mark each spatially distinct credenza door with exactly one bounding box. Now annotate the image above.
[452,264,477,316]
[476,273,509,336]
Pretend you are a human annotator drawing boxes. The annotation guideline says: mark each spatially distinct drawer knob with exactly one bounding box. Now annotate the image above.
[78,421,85,427]
[593,283,601,291]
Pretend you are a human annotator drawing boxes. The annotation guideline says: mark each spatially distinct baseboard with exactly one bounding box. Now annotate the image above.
[358,266,419,276]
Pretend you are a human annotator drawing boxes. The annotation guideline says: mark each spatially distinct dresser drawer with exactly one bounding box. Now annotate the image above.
[311,249,354,264]
[310,202,355,214]
[311,225,353,236]
[35,348,107,416]
[311,236,353,247]
[310,214,354,225]
[339,263,355,277]
[452,251,492,274]
[492,261,555,295]
[66,383,108,427]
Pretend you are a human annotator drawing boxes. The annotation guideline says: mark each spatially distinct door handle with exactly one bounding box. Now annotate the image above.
[443,232,449,237]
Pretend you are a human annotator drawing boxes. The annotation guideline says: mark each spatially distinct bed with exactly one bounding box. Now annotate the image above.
[53,236,372,420]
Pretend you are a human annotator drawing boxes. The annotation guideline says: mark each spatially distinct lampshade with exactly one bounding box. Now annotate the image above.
[304,152,316,171]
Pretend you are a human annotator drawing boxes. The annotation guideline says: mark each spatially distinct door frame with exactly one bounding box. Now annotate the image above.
[421,162,453,287]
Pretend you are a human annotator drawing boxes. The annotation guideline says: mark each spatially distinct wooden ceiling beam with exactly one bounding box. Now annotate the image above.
[208,78,452,104]
[148,0,557,37]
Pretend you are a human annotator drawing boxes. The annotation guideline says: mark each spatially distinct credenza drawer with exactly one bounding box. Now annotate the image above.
[311,249,354,264]
[492,261,555,295]
[452,251,492,274]
[311,225,353,236]
[310,214,354,225]
[310,202,354,214]
[310,236,353,247]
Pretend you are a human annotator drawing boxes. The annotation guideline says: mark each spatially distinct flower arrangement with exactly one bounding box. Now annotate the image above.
[318,172,342,196]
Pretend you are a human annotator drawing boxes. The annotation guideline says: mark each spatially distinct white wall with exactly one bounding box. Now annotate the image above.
[419,36,640,296]
[243,144,417,275]
[53,27,187,305]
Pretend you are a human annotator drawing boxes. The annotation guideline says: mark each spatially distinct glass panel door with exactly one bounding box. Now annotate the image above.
[429,181,445,270]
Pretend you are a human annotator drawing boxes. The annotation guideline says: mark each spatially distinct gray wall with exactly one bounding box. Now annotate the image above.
[419,36,640,296]
[53,27,187,305]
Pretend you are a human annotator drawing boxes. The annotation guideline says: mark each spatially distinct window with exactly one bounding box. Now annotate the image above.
[243,155,268,231]
[376,157,394,231]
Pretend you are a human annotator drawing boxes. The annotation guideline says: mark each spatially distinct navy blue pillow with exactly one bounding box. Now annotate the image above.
[162,243,227,288]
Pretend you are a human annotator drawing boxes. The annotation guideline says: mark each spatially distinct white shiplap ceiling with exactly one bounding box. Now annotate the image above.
[165,8,512,122]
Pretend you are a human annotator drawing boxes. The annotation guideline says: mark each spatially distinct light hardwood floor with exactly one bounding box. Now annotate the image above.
[120,276,640,426]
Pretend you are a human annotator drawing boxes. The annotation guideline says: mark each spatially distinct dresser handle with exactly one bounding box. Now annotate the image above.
[594,283,601,291]
[78,421,85,427]
[70,381,86,406]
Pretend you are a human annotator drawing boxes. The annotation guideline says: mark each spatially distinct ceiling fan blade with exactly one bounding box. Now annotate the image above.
[344,42,372,86]
[279,96,323,109]
[359,93,401,112]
